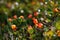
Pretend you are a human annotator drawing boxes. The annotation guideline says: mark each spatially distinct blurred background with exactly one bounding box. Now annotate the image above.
[0,0,60,40]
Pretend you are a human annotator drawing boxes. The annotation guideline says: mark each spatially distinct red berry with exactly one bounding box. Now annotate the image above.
[37,23,43,28]
[28,14,32,18]
[34,12,39,16]
[32,18,38,24]
[13,15,17,19]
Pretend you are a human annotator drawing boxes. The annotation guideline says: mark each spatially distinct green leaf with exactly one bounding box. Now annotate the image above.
[30,34,35,39]
[54,17,60,30]
[55,21,60,30]
[28,29,34,34]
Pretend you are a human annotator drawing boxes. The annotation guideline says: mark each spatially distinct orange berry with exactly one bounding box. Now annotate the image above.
[19,16,24,19]
[35,24,38,26]
[53,8,59,12]
[57,32,60,37]
[28,25,32,30]
[32,1,36,5]
[57,30,60,33]
[11,24,17,31]
[56,30,60,37]
[8,18,12,22]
